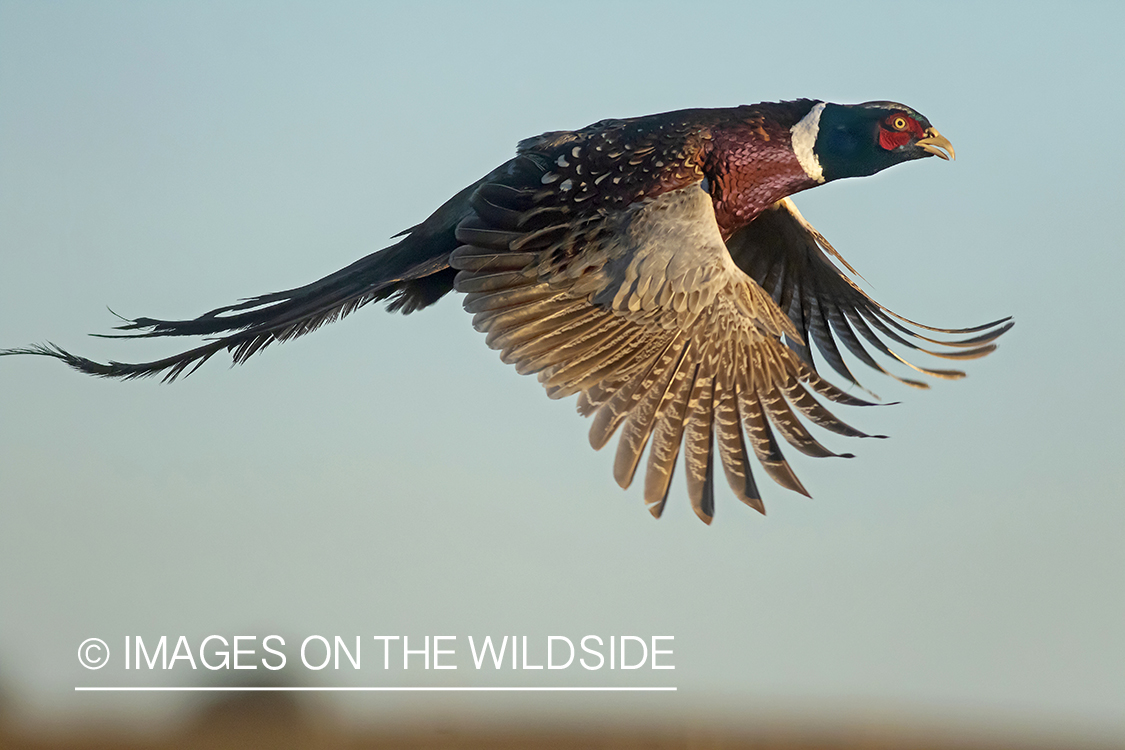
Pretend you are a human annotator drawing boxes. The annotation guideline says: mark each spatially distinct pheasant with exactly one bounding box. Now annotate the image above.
[2,99,1011,523]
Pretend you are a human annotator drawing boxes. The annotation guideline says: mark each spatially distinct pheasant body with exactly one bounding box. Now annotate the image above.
[2,99,1007,523]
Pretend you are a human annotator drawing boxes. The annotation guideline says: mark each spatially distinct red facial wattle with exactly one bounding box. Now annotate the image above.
[878,115,925,151]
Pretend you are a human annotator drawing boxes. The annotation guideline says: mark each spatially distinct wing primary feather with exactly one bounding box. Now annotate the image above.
[576,376,625,417]
[588,337,680,451]
[682,370,716,524]
[756,252,791,310]
[780,281,814,365]
[647,467,675,519]
[509,315,627,374]
[759,382,852,458]
[522,316,632,376]
[541,327,652,399]
[874,311,1014,349]
[713,353,764,514]
[844,310,965,381]
[464,286,560,316]
[796,361,885,407]
[782,378,881,438]
[878,309,1014,336]
[753,349,853,458]
[806,294,871,394]
[643,360,699,512]
[854,306,1001,361]
[821,300,931,388]
[736,382,811,497]
[486,299,591,342]
[544,329,656,400]
[822,298,892,374]
[696,442,716,524]
[533,315,640,375]
[487,305,593,353]
[612,338,691,489]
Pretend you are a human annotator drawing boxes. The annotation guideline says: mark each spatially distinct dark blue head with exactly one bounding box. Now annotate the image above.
[811,101,954,182]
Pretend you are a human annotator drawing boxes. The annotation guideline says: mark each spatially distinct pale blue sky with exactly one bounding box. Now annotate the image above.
[1,1,1122,742]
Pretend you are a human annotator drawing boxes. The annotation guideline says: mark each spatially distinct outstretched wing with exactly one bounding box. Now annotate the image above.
[450,150,882,524]
[728,199,1013,395]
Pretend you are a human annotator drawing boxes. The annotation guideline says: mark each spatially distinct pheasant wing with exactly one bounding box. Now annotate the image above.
[451,144,876,523]
[728,198,1013,395]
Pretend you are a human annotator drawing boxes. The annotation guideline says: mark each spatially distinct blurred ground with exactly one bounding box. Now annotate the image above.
[2,692,1120,750]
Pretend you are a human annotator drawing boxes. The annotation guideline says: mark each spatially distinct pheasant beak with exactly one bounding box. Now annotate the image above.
[916,128,955,161]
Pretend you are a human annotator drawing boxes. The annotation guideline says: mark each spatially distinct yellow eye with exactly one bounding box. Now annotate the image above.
[893,116,908,131]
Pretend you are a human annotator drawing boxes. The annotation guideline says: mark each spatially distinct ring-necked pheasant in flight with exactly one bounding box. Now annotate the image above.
[3,99,1012,523]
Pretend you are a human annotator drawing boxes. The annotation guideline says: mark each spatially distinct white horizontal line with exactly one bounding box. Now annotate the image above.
[75,686,676,692]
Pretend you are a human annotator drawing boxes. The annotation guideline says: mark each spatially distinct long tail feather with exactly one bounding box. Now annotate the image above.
[2,172,495,381]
